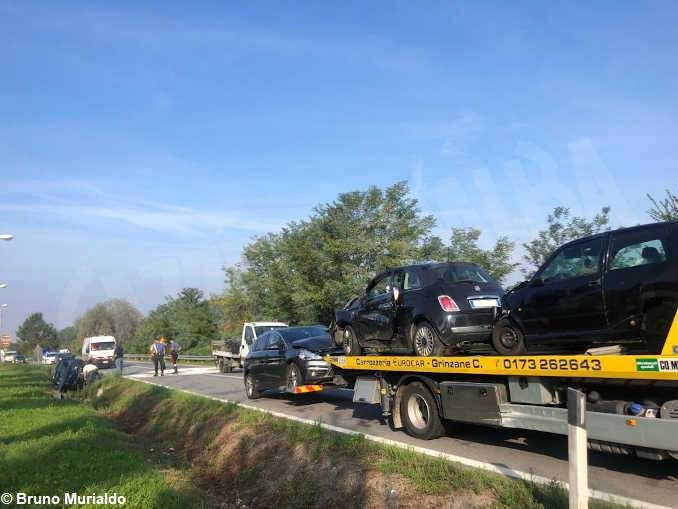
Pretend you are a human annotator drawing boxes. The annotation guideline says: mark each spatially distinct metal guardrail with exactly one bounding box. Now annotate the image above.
[126,354,213,361]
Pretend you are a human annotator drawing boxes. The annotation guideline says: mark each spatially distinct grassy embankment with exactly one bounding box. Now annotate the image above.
[0,365,621,508]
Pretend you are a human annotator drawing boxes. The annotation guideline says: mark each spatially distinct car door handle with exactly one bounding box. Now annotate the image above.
[588,280,601,287]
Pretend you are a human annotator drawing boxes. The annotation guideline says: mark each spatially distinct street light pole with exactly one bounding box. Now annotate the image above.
[0,304,7,331]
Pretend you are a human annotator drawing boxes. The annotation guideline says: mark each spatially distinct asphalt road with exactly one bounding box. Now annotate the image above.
[120,361,677,507]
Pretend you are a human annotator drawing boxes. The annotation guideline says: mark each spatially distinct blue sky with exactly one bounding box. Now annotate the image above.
[1,1,677,335]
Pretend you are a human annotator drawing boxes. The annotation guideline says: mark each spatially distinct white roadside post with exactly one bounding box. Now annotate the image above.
[0,304,7,330]
[567,387,588,509]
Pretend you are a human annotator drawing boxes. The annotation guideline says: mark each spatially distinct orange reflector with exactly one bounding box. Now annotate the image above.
[626,418,637,427]
[293,384,323,394]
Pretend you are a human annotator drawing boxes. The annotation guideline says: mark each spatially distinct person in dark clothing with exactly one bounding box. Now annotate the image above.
[113,343,124,374]
[169,340,181,374]
[149,336,166,376]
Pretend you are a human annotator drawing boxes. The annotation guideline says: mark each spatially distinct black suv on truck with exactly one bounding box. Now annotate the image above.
[335,262,504,356]
[494,221,678,355]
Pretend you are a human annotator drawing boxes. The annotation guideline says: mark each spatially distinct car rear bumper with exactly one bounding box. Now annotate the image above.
[435,309,498,345]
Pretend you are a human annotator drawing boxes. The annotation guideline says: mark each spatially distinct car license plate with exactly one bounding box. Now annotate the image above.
[469,298,500,309]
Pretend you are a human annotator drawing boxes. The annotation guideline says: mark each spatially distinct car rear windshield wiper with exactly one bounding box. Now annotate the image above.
[451,279,479,284]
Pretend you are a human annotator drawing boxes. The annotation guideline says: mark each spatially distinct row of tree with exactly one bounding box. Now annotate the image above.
[14,184,678,354]
[16,290,220,355]
[214,181,615,327]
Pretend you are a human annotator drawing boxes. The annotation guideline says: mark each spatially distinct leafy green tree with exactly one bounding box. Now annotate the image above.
[75,303,114,340]
[446,228,518,284]
[74,299,142,349]
[16,312,58,350]
[105,299,143,343]
[133,288,218,353]
[522,206,611,274]
[57,326,76,348]
[215,181,439,327]
[647,188,678,221]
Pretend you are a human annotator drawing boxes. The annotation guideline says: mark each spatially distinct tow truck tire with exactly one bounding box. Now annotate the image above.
[343,326,362,356]
[492,319,527,355]
[399,382,445,440]
[245,373,260,399]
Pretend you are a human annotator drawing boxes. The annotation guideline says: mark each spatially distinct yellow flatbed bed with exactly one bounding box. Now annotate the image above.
[327,312,678,381]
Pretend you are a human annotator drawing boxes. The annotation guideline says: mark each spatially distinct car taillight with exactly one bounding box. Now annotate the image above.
[438,295,460,312]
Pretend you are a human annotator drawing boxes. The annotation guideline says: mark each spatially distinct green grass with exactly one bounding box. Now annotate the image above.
[0,365,624,509]
[0,365,206,508]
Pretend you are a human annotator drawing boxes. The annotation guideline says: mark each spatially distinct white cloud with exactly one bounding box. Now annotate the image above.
[0,179,281,236]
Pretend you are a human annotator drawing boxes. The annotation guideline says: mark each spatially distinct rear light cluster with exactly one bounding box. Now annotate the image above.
[438,295,460,312]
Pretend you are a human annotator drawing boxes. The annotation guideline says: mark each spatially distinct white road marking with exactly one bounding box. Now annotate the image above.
[127,366,219,378]
[127,370,242,380]
[125,376,670,509]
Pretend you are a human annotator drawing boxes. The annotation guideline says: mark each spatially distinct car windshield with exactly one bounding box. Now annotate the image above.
[279,326,328,343]
[254,325,287,335]
[428,264,493,284]
[90,342,115,351]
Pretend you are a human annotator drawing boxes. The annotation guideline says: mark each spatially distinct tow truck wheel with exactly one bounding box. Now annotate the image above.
[492,319,527,355]
[245,373,260,399]
[343,326,362,356]
[400,382,445,440]
[412,323,444,357]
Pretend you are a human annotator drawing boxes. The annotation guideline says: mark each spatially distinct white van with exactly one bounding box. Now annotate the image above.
[82,336,117,368]
[1,350,18,363]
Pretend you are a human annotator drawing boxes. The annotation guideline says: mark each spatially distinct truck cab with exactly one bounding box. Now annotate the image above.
[82,335,117,368]
[495,221,678,354]
[213,322,288,372]
[240,322,288,360]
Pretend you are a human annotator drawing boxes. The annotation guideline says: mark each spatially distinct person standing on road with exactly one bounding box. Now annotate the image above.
[113,342,124,375]
[149,336,166,376]
[169,339,181,374]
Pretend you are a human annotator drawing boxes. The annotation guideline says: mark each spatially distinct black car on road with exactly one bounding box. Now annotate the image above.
[334,262,504,356]
[243,325,341,399]
[494,221,678,355]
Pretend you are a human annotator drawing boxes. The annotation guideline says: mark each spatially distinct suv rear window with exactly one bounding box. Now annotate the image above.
[428,264,492,284]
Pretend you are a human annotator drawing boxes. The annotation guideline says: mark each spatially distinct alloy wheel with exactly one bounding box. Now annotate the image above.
[343,329,353,355]
[287,367,299,390]
[500,329,518,349]
[414,326,435,356]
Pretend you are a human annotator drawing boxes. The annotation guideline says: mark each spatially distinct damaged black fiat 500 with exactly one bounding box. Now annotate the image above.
[334,262,504,356]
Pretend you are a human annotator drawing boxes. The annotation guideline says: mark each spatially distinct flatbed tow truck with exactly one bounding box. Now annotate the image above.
[324,312,678,460]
